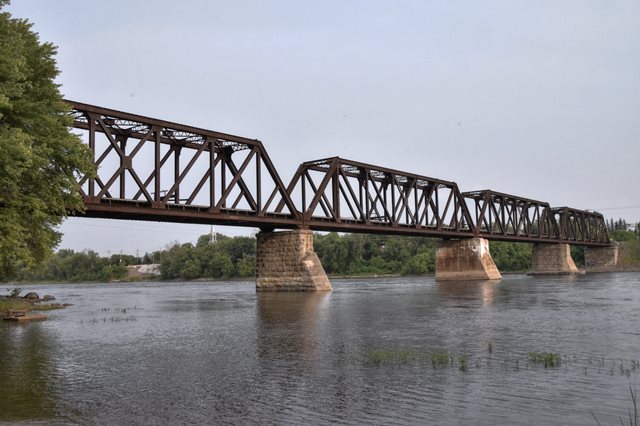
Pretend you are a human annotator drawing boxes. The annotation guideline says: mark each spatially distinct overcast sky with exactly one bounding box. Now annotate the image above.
[8,0,640,255]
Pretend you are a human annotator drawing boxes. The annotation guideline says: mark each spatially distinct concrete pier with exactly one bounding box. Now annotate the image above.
[256,230,332,292]
[435,238,502,281]
[530,243,578,275]
[584,244,619,272]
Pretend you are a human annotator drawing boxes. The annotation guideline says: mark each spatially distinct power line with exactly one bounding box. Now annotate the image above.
[595,205,640,211]
[59,220,210,235]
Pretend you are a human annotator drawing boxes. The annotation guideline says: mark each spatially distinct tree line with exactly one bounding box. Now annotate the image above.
[15,233,532,282]
[13,218,639,283]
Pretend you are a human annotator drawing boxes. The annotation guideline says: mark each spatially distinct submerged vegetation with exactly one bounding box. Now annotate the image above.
[361,349,469,370]
[356,345,639,383]
[528,352,562,368]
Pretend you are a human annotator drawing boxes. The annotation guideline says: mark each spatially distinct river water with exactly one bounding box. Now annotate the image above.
[1,273,639,425]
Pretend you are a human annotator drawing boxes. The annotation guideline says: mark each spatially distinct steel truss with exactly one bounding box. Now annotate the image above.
[278,157,475,238]
[67,101,610,246]
[68,101,300,228]
[462,190,609,245]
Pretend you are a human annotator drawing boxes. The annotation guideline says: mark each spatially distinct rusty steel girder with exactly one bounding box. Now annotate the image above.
[462,190,609,245]
[276,157,475,238]
[550,207,610,244]
[463,190,558,242]
[67,100,300,228]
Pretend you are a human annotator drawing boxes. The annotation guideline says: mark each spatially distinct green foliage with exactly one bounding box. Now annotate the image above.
[570,245,585,267]
[17,249,128,282]
[15,231,554,283]
[158,235,256,280]
[0,5,94,280]
[15,233,256,282]
[619,241,640,268]
[314,233,534,276]
[610,229,638,242]
[490,241,532,271]
[313,233,437,276]
[607,218,639,242]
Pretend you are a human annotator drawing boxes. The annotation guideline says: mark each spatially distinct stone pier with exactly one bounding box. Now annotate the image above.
[584,244,619,272]
[530,243,578,275]
[435,238,502,281]
[256,229,332,291]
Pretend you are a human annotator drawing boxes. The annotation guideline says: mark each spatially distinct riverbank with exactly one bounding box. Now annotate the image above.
[10,268,640,285]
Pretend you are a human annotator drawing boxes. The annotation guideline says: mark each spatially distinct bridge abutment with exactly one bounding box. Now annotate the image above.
[584,244,619,272]
[530,243,578,275]
[435,238,502,281]
[256,230,332,292]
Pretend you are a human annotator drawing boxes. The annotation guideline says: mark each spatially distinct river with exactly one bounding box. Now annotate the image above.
[1,273,639,425]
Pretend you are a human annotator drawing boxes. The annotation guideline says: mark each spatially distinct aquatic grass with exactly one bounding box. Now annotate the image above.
[368,349,406,366]
[100,306,140,313]
[358,348,639,385]
[361,349,470,371]
[109,316,137,322]
[431,351,450,368]
[459,355,468,371]
[528,352,561,368]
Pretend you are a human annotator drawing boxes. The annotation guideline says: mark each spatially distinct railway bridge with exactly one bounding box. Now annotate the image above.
[67,101,617,291]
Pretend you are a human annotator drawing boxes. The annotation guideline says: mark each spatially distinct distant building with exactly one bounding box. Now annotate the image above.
[127,264,161,279]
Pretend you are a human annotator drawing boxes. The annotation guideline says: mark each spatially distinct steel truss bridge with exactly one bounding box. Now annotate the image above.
[68,101,610,247]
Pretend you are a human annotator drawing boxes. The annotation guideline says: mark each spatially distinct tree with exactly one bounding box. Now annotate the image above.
[0,2,93,279]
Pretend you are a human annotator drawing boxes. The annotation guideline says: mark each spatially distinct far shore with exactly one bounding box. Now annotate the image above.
[6,267,640,286]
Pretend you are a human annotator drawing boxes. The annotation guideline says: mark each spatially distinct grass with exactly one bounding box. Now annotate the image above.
[528,352,562,368]
[361,349,469,370]
[0,298,68,314]
[0,298,33,313]
[459,354,468,371]
[358,347,619,373]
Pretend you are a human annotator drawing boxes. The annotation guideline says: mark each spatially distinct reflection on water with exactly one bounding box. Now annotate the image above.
[436,279,499,305]
[256,292,330,365]
[1,274,639,425]
[0,323,57,421]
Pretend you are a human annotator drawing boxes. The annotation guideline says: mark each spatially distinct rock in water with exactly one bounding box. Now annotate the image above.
[24,292,39,300]
[42,295,55,301]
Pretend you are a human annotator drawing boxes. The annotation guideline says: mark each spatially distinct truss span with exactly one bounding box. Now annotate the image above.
[68,100,300,228]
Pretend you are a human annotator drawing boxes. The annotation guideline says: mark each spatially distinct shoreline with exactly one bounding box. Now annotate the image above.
[6,268,640,286]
